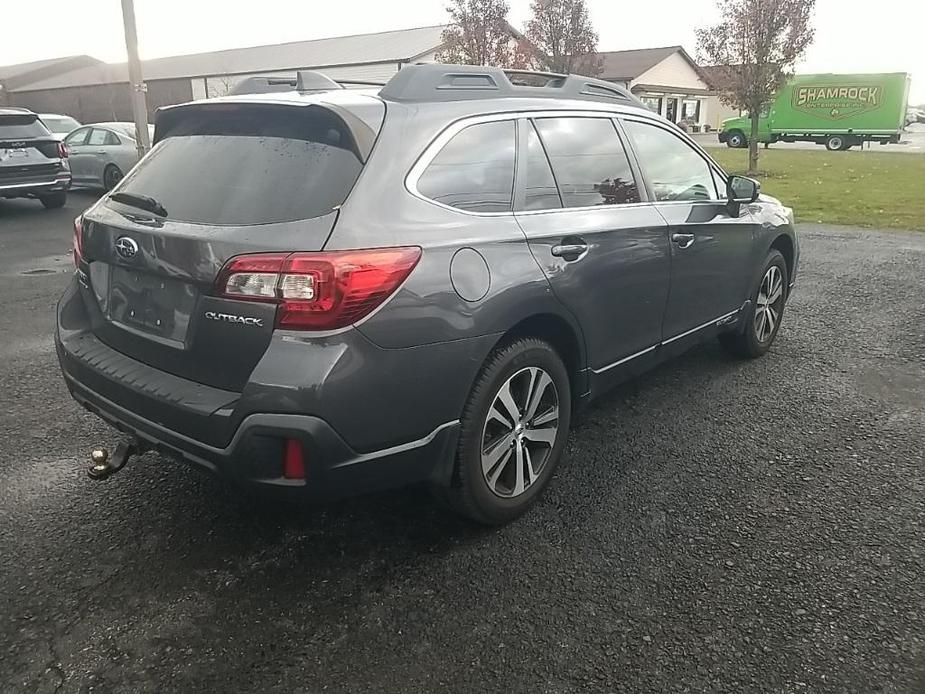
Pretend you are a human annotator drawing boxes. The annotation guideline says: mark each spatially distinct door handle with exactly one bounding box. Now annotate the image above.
[551,243,588,260]
[672,233,696,249]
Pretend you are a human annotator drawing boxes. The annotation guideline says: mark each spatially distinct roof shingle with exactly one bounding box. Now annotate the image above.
[596,46,684,81]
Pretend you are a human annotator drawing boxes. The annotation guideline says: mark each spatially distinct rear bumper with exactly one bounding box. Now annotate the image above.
[54,277,481,500]
[59,361,459,499]
[0,177,71,197]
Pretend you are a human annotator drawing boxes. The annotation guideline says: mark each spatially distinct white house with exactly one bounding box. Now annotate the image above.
[596,46,717,129]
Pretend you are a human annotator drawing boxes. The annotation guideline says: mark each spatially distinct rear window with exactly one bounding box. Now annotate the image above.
[117,105,365,225]
[41,116,80,134]
[0,115,50,139]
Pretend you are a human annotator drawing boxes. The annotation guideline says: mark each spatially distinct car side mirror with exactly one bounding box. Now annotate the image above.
[727,175,760,203]
[726,175,760,216]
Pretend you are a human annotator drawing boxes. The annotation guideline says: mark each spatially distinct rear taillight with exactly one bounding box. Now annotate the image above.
[216,247,421,330]
[57,142,68,158]
[73,216,83,267]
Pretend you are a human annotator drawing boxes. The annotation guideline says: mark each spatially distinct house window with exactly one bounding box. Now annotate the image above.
[641,97,663,114]
[682,99,701,122]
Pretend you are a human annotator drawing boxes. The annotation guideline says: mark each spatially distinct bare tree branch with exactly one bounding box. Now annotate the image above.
[525,0,601,75]
[697,0,816,173]
[438,0,518,67]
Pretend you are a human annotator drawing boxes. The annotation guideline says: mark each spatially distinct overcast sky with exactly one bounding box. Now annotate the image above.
[2,0,922,103]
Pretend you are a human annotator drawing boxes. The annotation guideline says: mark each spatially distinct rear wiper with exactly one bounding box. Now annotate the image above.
[109,192,168,217]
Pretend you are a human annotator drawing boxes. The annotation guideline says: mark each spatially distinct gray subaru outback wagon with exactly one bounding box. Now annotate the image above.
[56,64,798,524]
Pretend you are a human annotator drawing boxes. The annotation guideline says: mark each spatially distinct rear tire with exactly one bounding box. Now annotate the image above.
[720,249,789,359]
[436,338,571,525]
[103,164,123,191]
[825,135,845,151]
[40,192,67,209]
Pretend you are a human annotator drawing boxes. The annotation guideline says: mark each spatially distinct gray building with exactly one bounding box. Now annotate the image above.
[5,31,726,130]
[5,25,447,123]
[0,55,102,106]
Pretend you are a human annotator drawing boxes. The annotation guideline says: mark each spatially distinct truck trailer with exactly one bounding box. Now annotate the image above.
[719,73,911,151]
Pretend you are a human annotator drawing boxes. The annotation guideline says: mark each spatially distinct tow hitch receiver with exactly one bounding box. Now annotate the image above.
[87,440,145,480]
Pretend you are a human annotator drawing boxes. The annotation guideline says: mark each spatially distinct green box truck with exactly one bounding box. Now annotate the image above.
[719,72,911,151]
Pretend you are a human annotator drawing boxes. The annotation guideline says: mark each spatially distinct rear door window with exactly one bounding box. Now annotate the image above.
[533,117,640,208]
[89,129,119,146]
[416,120,515,213]
[0,114,50,139]
[116,104,365,225]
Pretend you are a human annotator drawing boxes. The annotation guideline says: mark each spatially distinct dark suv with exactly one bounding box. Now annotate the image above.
[0,107,71,208]
[56,65,798,524]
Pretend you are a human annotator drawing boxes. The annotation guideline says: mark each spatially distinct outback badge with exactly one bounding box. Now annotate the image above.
[204,311,263,327]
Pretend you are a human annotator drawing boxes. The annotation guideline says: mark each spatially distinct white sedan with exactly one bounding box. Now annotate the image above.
[63,122,154,191]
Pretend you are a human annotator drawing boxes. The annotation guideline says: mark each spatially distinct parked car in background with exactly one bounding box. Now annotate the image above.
[39,113,82,140]
[64,122,154,190]
[56,65,798,524]
[0,107,70,209]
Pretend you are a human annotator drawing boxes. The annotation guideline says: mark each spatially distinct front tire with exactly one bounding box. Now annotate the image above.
[40,192,67,209]
[720,249,789,359]
[727,130,747,149]
[438,338,571,525]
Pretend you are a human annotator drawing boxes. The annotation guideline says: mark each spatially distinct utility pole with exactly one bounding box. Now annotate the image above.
[120,0,151,159]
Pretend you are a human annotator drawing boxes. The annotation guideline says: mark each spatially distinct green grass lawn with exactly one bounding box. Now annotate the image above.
[709,148,925,231]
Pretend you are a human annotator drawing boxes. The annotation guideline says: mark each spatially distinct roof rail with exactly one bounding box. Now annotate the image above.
[379,63,644,107]
[227,71,386,96]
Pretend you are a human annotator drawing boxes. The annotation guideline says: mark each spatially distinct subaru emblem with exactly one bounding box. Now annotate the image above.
[115,236,139,260]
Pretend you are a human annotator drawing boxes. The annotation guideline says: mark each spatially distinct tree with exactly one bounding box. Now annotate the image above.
[439,0,520,67]
[206,74,239,98]
[524,0,602,76]
[697,0,815,174]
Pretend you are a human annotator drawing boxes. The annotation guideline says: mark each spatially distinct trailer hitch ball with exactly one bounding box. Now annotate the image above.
[87,441,138,480]
[90,448,109,470]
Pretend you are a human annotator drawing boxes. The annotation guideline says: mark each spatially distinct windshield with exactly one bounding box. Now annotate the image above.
[0,114,51,139]
[116,104,364,226]
[41,116,80,134]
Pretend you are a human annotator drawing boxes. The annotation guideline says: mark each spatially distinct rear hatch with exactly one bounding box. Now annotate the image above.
[0,113,65,186]
[76,98,384,392]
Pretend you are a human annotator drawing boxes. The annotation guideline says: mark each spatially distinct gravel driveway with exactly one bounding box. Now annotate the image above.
[1,195,922,693]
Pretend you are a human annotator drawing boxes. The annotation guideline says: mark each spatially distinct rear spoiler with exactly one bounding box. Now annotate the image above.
[152,99,384,163]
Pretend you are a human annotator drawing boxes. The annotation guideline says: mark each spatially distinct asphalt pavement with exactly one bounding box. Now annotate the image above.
[1,193,923,693]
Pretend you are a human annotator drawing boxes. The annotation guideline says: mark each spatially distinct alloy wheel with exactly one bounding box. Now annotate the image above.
[755,265,784,343]
[480,366,560,498]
